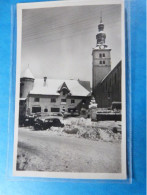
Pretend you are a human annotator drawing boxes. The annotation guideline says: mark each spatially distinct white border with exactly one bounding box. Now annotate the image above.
[13,0,126,180]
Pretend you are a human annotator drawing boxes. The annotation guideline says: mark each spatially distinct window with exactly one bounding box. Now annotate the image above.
[106,82,107,90]
[108,92,111,99]
[115,73,117,83]
[103,53,105,57]
[44,108,48,112]
[100,61,102,64]
[32,106,41,113]
[51,98,56,103]
[99,53,102,58]
[61,99,66,102]
[63,91,66,95]
[82,99,86,104]
[51,108,60,112]
[103,61,105,64]
[71,99,75,104]
[110,79,111,86]
[34,97,40,102]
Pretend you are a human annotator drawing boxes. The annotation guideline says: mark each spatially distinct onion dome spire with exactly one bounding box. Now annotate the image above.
[96,12,108,48]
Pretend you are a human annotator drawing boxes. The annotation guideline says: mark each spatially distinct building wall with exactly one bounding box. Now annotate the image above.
[26,92,90,114]
[92,48,111,93]
[94,61,121,108]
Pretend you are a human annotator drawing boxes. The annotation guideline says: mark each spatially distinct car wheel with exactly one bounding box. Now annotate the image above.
[34,125,40,130]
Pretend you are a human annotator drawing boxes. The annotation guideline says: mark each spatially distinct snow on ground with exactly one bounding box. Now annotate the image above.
[48,117,122,142]
[16,118,122,172]
[17,127,121,172]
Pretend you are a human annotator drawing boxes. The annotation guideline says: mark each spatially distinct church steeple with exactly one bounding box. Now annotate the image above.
[96,15,107,48]
[92,13,111,95]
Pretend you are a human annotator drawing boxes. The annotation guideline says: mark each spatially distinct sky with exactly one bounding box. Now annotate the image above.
[21,4,122,84]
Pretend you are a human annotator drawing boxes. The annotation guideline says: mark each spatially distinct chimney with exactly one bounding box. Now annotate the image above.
[44,77,47,86]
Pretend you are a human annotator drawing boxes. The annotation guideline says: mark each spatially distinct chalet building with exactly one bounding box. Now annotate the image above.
[92,17,121,108]
[19,67,91,115]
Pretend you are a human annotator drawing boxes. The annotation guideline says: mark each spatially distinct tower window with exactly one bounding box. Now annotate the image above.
[103,61,105,64]
[103,53,105,57]
[34,97,40,102]
[100,61,102,64]
[99,53,102,58]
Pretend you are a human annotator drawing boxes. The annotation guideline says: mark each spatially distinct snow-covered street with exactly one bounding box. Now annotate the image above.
[17,119,121,173]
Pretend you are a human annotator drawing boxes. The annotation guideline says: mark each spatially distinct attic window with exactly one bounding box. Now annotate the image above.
[63,91,66,96]
[82,99,86,104]
[71,99,75,104]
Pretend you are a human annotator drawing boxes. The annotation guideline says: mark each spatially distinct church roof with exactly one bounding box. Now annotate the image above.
[101,61,121,83]
[29,79,91,97]
[21,67,34,79]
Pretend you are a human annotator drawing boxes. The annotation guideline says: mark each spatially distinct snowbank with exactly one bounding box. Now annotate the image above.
[48,117,121,142]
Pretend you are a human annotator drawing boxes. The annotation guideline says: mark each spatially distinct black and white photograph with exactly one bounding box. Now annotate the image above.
[13,0,126,179]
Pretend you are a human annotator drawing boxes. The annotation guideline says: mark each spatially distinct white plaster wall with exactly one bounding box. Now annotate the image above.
[27,95,82,114]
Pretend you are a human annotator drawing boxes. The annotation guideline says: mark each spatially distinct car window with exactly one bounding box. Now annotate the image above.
[54,119,60,123]
[48,119,53,122]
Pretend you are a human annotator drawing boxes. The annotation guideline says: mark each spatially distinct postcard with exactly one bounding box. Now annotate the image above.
[13,0,126,179]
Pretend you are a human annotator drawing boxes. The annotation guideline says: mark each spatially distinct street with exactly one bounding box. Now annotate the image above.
[17,127,121,173]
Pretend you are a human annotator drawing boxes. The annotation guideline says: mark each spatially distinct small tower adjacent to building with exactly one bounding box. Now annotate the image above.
[92,16,111,95]
[20,66,35,98]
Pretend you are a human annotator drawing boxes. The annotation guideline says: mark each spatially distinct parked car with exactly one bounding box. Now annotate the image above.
[24,115,37,127]
[34,117,64,130]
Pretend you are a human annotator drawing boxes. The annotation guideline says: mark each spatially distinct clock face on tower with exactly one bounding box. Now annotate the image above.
[100,45,104,49]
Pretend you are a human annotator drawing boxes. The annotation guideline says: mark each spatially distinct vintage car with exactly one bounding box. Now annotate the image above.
[34,117,64,130]
[19,115,37,127]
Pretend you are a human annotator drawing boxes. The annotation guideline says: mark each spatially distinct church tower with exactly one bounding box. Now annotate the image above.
[92,16,111,95]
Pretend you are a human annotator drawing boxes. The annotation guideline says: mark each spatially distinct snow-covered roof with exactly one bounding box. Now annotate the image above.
[20,98,26,101]
[93,45,111,50]
[97,31,105,34]
[101,61,121,83]
[21,67,34,79]
[29,79,91,97]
